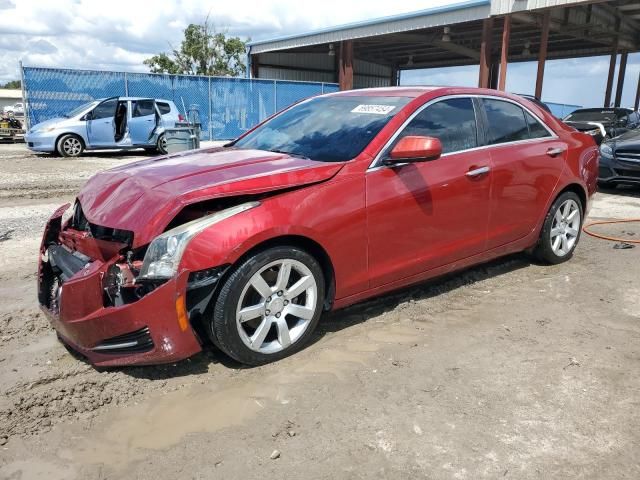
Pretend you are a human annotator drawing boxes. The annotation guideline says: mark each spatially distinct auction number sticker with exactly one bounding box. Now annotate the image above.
[351,104,396,115]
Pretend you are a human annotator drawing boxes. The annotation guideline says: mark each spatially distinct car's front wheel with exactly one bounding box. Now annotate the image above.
[209,246,325,365]
[533,191,583,264]
[56,134,84,158]
[156,133,168,155]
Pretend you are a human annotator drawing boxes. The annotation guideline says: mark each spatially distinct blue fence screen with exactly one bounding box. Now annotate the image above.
[545,101,581,119]
[22,66,339,140]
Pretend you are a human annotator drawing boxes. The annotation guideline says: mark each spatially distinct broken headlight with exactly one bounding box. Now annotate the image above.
[138,202,260,280]
[599,143,614,159]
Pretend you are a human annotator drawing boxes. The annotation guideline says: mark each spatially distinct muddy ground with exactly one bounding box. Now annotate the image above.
[0,143,639,479]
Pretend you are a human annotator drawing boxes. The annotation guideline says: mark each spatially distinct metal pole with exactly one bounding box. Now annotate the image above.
[124,72,129,96]
[19,60,29,130]
[274,80,277,114]
[338,40,354,91]
[634,72,640,111]
[498,15,511,91]
[478,18,493,88]
[535,10,550,100]
[614,51,628,107]
[604,18,621,108]
[208,76,212,141]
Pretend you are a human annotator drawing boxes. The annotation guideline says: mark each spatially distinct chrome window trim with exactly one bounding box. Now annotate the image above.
[367,93,559,172]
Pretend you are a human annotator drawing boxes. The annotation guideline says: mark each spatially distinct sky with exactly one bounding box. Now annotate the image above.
[0,0,638,108]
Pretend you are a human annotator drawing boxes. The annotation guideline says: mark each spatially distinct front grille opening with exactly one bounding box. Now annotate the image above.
[92,327,154,354]
[70,201,133,246]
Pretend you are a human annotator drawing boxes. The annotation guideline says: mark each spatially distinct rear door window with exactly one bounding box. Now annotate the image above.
[132,100,156,117]
[392,97,478,154]
[525,111,552,139]
[483,99,530,144]
[157,102,171,115]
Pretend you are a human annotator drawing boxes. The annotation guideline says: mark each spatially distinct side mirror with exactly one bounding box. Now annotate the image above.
[385,136,443,165]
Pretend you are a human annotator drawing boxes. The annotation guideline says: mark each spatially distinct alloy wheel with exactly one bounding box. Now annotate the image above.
[236,259,318,354]
[63,137,82,156]
[550,199,581,257]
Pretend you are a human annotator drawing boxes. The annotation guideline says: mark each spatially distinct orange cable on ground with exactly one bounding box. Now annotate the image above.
[582,219,640,244]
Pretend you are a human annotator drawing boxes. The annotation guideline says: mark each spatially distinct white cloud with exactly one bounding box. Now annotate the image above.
[1,0,638,108]
[0,0,448,82]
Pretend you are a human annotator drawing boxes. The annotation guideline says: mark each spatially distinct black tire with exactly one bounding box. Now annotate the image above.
[533,191,583,264]
[56,134,84,158]
[209,246,325,366]
[156,133,168,155]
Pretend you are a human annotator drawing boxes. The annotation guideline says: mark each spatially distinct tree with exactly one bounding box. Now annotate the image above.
[144,19,247,77]
[1,80,21,89]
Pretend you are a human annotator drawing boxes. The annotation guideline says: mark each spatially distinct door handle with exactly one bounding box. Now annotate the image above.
[466,166,490,178]
[546,147,565,157]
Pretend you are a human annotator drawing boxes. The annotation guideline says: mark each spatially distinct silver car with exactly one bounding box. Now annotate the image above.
[25,97,181,157]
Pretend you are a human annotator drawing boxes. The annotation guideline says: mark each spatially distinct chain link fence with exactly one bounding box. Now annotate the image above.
[22,66,339,140]
[545,101,581,119]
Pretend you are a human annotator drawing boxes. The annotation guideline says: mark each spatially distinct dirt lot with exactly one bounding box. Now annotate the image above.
[0,143,639,479]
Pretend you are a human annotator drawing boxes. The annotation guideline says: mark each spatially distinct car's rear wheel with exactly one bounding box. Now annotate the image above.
[533,191,583,264]
[209,246,325,365]
[56,134,84,158]
[156,133,168,154]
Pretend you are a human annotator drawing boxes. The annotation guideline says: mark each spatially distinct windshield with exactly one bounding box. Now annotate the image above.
[64,101,97,118]
[564,110,626,123]
[233,96,411,162]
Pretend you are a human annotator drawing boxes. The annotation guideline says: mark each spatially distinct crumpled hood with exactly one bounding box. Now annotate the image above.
[77,147,344,247]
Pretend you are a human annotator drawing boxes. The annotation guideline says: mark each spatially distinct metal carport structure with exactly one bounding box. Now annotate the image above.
[247,0,640,108]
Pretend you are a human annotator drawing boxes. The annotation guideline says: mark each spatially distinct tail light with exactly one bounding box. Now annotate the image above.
[178,114,185,122]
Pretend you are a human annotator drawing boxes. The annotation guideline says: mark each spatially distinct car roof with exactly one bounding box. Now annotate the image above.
[570,107,632,113]
[325,86,443,98]
[95,97,173,102]
[324,86,538,103]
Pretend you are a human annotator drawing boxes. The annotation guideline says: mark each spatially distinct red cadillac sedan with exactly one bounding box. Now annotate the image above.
[38,87,598,367]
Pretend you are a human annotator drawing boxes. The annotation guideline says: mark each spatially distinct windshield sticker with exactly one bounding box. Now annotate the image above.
[351,104,396,115]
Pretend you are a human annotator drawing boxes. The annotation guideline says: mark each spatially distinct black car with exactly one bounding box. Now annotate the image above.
[599,129,640,187]
[563,108,640,144]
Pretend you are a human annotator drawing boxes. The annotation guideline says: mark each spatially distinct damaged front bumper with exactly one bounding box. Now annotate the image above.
[37,204,203,367]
